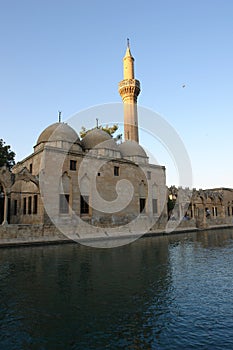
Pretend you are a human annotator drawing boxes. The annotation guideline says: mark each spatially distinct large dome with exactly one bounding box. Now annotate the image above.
[118,140,147,158]
[81,128,112,150]
[36,122,80,145]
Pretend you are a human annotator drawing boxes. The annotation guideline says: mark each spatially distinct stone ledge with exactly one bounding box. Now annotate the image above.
[0,224,232,248]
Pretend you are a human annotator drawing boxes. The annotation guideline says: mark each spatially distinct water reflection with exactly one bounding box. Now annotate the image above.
[0,237,172,349]
[0,228,233,349]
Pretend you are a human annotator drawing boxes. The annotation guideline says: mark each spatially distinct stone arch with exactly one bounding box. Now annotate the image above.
[80,174,90,196]
[139,180,147,197]
[79,174,90,215]
[152,183,158,199]
[9,179,40,223]
[60,172,70,194]
[151,183,159,215]
[0,167,13,225]
[0,183,5,224]
[58,172,71,215]
[139,180,147,213]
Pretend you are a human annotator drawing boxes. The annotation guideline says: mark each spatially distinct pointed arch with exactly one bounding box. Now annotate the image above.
[152,182,158,199]
[80,174,90,196]
[152,183,159,215]
[80,174,90,215]
[60,172,70,194]
[0,183,5,224]
[139,180,146,197]
[139,180,147,213]
[59,172,71,214]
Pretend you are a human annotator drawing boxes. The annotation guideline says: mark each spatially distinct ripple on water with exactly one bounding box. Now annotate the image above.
[0,229,233,349]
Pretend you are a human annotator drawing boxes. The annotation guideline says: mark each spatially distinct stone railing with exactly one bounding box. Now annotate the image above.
[118,79,140,90]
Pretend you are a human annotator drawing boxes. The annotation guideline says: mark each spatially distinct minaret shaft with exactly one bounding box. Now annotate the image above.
[118,42,140,142]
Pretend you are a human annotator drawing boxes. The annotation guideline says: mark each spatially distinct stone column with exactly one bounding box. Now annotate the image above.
[2,191,8,225]
[203,203,207,227]
[191,203,194,218]
[221,205,225,218]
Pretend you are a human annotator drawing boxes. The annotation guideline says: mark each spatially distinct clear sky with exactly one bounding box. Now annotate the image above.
[1,0,232,189]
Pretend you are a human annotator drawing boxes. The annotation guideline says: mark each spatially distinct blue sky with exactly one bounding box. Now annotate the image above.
[1,0,232,189]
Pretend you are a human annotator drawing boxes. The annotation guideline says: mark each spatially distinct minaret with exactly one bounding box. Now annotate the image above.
[118,40,141,142]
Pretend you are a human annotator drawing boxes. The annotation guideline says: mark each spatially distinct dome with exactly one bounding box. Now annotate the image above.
[81,128,112,150]
[36,123,80,145]
[118,140,147,158]
[94,138,119,151]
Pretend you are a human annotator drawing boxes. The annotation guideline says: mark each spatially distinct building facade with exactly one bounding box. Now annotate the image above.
[1,43,232,236]
[168,186,233,228]
[0,44,167,234]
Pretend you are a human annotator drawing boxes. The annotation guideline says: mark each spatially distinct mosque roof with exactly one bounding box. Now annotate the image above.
[118,140,147,158]
[36,123,80,145]
[94,138,120,151]
[81,128,112,150]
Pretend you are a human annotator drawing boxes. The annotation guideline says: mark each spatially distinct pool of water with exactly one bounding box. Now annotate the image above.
[1,228,233,349]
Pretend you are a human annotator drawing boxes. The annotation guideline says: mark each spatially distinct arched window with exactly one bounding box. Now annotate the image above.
[80,175,90,215]
[139,181,146,213]
[152,183,158,214]
[59,173,70,214]
[0,184,5,224]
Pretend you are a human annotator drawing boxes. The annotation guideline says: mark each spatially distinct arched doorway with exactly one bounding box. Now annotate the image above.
[0,184,5,224]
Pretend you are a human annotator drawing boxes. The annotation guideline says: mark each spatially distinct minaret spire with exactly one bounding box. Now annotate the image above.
[118,40,141,142]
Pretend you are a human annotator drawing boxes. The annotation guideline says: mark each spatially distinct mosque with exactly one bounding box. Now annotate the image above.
[0,43,167,234]
[0,43,233,241]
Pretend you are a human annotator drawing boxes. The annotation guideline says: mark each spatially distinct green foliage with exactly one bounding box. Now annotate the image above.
[0,139,15,168]
[167,197,175,212]
[79,126,88,139]
[79,124,122,140]
[101,124,118,136]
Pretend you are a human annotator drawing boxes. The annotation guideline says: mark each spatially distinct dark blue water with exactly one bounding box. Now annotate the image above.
[1,228,233,350]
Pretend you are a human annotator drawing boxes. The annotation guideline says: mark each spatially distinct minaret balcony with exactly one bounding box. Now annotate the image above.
[118,79,141,98]
[118,79,140,90]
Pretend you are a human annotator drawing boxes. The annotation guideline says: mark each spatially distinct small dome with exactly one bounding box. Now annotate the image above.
[36,123,80,145]
[81,128,112,150]
[94,139,119,151]
[118,140,147,158]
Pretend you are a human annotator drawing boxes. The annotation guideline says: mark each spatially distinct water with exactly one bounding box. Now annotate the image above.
[1,228,233,349]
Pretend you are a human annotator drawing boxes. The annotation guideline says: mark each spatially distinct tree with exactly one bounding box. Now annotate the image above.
[80,124,122,141]
[0,139,15,168]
